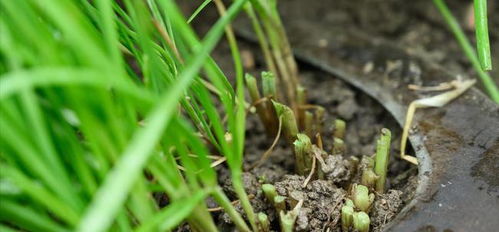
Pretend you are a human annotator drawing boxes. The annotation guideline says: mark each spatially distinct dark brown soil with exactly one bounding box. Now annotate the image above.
[274,175,346,232]
[272,0,498,89]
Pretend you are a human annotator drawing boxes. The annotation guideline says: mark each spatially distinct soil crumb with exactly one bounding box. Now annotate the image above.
[321,155,353,184]
[275,175,346,231]
[371,190,403,231]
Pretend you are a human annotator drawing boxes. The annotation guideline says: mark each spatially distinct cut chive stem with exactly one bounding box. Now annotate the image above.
[374,128,391,193]
[245,73,261,102]
[333,119,346,140]
[351,184,375,212]
[257,212,270,232]
[250,0,299,109]
[272,100,298,144]
[279,199,303,232]
[296,85,307,129]
[262,71,277,98]
[347,156,360,180]
[353,211,370,232]
[274,195,287,213]
[262,184,278,204]
[314,106,325,137]
[333,138,345,155]
[261,71,280,133]
[304,111,314,139]
[361,169,379,190]
[294,133,312,175]
[245,73,275,136]
[360,155,375,169]
[345,199,355,208]
[341,204,354,231]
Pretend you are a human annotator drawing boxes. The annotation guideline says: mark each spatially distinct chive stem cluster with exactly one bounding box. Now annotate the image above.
[342,184,374,232]
[261,184,302,232]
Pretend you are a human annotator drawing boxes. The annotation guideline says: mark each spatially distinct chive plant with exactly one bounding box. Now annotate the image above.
[0,0,254,231]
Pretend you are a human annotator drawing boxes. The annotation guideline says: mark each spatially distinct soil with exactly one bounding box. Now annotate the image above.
[174,0,499,231]
[274,175,346,232]
[269,0,499,89]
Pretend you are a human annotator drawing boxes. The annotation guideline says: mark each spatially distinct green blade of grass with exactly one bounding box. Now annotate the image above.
[18,90,83,211]
[0,200,69,232]
[123,0,168,92]
[180,94,221,150]
[0,0,60,63]
[210,2,255,221]
[157,0,246,172]
[473,0,492,70]
[154,122,219,232]
[135,190,208,232]
[211,187,251,232]
[95,0,125,74]
[0,68,153,103]
[0,118,75,214]
[188,0,213,23]
[212,0,246,169]
[158,1,236,98]
[28,0,108,68]
[148,156,185,198]
[47,112,99,196]
[169,122,203,190]
[244,4,278,76]
[176,118,217,186]
[0,164,80,226]
[77,0,249,231]
[189,82,230,156]
[0,225,18,232]
[0,100,28,145]
[182,96,222,150]
[433,0,499,103]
